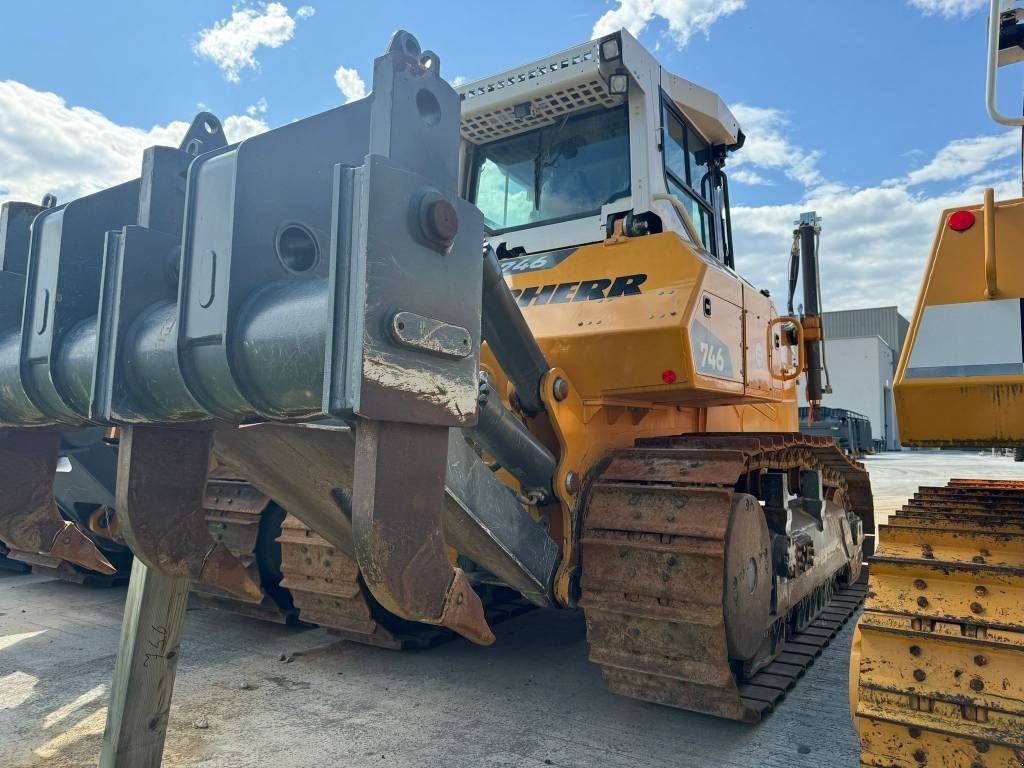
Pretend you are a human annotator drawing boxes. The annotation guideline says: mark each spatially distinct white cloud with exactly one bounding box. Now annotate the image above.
[731,140,1020,315]
[730,104,824,187]
[451,75,468,88]
[593,0,745,47]
[906,0,986,17]
[194,2,312,83]
[902,131,1019,185]
[0,80,267,204]
[333,66,366,103]
[223,113,270,141]
[246,97,269,116]
[730,168,772,185]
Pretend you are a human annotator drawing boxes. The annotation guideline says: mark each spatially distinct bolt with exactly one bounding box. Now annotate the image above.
[564,471,580,495]
[913,748,926,764]
[552,377,569,401]
[914,579,927,590]
[975,585,988,597]
[913,669,926,682]
[908,726,922,739]
[909,645,922,656]
[975,741,990,754]
[419,195,459,248]
[917,596,929,608]
[970,678,985,692]
[970,602,984,615]
[972,555,986,564]
[974,654,987,667]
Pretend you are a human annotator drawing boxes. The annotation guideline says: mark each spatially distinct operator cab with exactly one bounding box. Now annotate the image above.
[457,30,745,268]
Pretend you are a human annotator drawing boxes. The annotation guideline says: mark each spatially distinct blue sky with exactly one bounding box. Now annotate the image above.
[0,0,1017,313]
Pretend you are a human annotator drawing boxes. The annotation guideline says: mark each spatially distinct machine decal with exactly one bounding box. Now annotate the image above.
[689,319,735,378]
[904,298,1024,378]
[510,274,647,307]
[498,247,575,274]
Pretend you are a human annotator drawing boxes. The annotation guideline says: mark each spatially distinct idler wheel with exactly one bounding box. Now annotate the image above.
[723,493,772,660]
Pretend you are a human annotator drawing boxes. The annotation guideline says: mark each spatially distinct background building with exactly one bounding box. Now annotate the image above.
[797,306,909,451]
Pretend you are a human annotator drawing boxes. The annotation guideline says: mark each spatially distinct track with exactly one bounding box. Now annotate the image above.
[854,479,1024,767]
[190,476,297,624]
[278,514,534,649]
[580,432,872,722]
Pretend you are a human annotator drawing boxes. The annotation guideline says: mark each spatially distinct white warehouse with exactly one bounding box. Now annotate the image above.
[797,306,909,451]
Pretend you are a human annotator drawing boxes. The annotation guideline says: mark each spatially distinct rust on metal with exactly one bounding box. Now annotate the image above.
[49,522,117,574]
[351,420,495,645]
[0,428,115,573]
[855,479,1024,765]
[580,432,871,722]
[115,425,262,603]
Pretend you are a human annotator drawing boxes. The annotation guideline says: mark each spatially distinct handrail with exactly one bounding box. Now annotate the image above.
[769,315,804,382]
[986,0,1024,126]
[984,187,998,298]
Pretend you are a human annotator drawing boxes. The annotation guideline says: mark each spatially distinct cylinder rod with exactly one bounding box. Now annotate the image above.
[480,246,550,415]
[798,213,825,417]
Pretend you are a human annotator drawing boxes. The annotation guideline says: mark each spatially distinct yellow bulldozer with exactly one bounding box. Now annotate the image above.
[0,27,873,764]
[851,2,1024,765]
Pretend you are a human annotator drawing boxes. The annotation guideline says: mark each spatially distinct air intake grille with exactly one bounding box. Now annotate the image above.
[459,48,623,143]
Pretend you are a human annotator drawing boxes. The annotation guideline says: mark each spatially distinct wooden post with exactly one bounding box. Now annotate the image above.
[99,560,190,768]
[99,425,212,768]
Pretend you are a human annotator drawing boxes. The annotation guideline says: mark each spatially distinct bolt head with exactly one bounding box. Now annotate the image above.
[552,377,569,401]
[420,195,459,247]
[564,471,580,495]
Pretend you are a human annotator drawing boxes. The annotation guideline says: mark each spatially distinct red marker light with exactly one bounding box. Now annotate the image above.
[947,210,975,232]
[661,369,677,384]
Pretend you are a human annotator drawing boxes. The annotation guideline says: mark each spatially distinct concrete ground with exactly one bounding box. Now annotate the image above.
[863,447,1024,523]
[2,449,1023,768]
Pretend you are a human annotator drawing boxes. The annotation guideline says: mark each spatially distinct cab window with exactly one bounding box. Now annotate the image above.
[662,102,716,255]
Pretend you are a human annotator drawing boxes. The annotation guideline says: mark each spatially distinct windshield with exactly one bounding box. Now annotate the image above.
[470,106,630,232]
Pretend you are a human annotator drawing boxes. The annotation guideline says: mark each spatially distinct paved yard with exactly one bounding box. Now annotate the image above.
[2,449,1022,768]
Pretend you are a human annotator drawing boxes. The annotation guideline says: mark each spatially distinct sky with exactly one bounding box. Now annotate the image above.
[0,0,1019,316]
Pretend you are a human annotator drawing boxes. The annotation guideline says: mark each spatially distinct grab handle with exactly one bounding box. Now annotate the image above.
[769,315,804,382]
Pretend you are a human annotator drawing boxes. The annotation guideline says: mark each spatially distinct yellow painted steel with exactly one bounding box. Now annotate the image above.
[895,193,1024,448]
[482,229,800,603]
[854,190,1024,765]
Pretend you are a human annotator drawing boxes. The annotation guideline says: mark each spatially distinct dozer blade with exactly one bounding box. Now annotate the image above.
[0,428,116,574]
[115,426,262,603]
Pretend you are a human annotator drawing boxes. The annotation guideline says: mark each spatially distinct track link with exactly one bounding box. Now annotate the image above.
[277,515,534,649]
[581,432,871,722]
[190,476,297,623]
[855,479,1024,768]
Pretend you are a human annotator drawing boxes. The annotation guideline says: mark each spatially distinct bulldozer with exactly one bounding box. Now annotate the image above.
[851,2,1024,765]
[0,28,873,764]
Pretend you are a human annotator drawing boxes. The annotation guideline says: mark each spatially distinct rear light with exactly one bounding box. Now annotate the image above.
[947,210,975,232]
[661,369,677,384]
